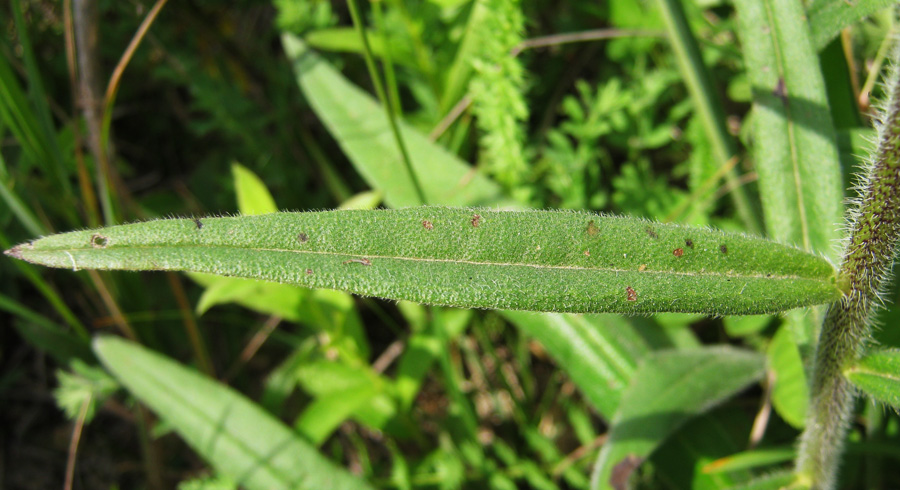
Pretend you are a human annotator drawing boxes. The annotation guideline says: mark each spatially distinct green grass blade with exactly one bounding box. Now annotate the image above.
[7,208,840,315]
[590,347,766,490]
[734,0,844,260]
[807,0,896,51]
[703,447,795,474]
[281,34,512,208]
[502,312,651,419]
[655,0,761,234]
[93,336,375,490]
[844,349,900,409]
[768,323,809,428]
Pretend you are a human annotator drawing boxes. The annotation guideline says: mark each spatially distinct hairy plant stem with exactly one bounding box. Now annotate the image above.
[797,50,900,490]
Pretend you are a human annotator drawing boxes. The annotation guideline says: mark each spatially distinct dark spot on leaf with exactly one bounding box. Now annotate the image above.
[673,248,684,257]
[193,218,203,229]
[773,77,787,104]
[297,232,309,243]
[471,214,481,227]
[685,238,694,248]
[645,227,658,239]
[720,244,728,254]
[626,286,637,302]
[306,268,313,275]
[423,220,434,230]
[610,454,644,490]
[583,250,590,256]
[91,234,109,248]
[587,220,599,237]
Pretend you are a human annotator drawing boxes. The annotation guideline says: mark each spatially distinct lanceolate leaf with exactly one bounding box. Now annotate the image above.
[844,349,900,409]
[734,0,844,261]
[590,347,766,490]
[93,336,374,490]
[282,34,511,208]
[6,208,840,315]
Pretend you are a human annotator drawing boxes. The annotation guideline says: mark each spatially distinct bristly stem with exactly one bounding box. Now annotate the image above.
[345,0,427,205]
[796,47,900,490]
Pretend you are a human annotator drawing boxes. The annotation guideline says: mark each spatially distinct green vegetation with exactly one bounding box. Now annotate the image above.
[2,1,899,489]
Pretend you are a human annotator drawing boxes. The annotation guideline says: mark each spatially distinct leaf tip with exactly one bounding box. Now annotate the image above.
[4,242,30,260]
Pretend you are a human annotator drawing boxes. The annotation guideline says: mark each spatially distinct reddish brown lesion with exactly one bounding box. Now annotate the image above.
[423,220,434,230]
[343,258,372,266]
[626,286,637,302]
[673,248,684,257]
[471,214,481,227]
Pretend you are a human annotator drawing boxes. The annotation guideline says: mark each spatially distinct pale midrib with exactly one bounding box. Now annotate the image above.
[48,243,831,282]
[763,0,811,252]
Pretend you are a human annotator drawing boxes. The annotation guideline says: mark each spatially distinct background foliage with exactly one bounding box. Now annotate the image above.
[0,0,898,489]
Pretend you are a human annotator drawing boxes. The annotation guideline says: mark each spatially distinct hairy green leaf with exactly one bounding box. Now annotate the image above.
[590,347,766,490]
[844,349,900,409]
[734,0,844,261]
[94,336,374,490]
[7,208,840,315]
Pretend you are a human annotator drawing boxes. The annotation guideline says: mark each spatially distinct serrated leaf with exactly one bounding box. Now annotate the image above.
[7,208,840,315]
[590,347,766,490]
[93,336,374,490]
[844,349,900,408]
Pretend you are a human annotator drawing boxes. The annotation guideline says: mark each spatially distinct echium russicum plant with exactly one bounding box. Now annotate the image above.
[797,43,900,490]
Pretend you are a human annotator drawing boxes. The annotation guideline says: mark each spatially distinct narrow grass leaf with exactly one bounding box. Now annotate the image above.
[702,447,796,474]
[590,347,765,490]
[282,34,511,208]
[723,471,798,490]
[734,0,844,261]
[502,312,652,418]
[93,336,375,490]
[844,349,900,409]
[7,208,840,315]
[807,0,896,51]
[768,324,809,428]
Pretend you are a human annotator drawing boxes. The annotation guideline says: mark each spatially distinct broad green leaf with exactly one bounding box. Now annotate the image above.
[590,347,765,490]
[282,34,512,208]
[93,336,374,490]
[734,0,844,261]
[295,383,381,445]
[232,163,278,216]
[652,410,754,490]
[7,208,841,315]
[807,0,896,51]
[192,273,308,320]
[844,349,900,409]
[503,312,652,418]
[768,323,809,428]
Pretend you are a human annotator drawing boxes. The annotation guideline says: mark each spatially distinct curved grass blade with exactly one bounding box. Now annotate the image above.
[93,336,375,490]
[6,208,840,315]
